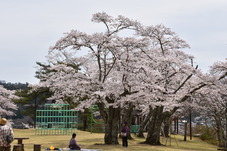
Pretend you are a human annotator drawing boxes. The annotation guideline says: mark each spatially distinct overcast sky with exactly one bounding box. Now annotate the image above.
[1,0,227,84]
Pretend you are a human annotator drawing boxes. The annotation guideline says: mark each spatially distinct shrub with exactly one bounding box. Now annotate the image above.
[195,125,217,145]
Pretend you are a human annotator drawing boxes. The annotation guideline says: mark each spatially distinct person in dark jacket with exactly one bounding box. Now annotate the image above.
[69,133,81,150]
[121,122,130,147]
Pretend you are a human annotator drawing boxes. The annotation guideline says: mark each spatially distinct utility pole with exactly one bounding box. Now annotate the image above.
[189,58,193,140]
[34,96,37,128]
[183,120,187,141]
[225,101,227,149]
[177,117,178,134]
[189,108,192,140]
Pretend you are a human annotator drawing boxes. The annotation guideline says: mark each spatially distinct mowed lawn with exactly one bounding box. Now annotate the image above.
[12,129,218,151]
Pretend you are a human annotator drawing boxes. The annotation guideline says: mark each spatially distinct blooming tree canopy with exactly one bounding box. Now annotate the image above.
[33,12,227,145]
[192,61,227,146]
[0,85,18,116]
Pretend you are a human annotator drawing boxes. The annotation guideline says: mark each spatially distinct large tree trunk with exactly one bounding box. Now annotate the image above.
[104,106,121,144]
[214,116,222,147]
[137,116,148,138]
[216,123,222,147]
[145,107,164,145]
[97,101,121,144]
[137,110,153,138]
[163,121,170,137]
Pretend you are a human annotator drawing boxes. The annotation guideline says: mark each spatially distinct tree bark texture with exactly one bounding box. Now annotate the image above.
[137,110,153,138]
[163,119,171,137]
[145,107,164,145]
[104,106,121,144]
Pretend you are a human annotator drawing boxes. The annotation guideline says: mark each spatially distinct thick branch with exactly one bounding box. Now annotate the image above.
[173,65,198,94]
[179,83,207,104]
[218,72,227,81]
[96,102,108,122]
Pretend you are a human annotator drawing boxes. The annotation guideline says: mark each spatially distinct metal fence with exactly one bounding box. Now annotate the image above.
[35,104,78,135]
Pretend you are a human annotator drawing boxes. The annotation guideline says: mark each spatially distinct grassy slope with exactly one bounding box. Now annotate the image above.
[12,129,218,151]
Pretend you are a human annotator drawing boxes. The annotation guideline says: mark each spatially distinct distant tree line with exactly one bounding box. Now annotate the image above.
[0,80,50,125]
[0,80,28,90]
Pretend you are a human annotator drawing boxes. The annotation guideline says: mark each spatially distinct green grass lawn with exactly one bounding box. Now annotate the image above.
[12,129,218,151]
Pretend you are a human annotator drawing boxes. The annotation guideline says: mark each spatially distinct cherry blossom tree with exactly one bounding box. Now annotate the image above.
[0,85,18,117]
[194,86,226,146]
[34,12,144,144]
[33,12,227,145]
[193,62,227,147]
[131,25,203,144]
[209,61,227,147]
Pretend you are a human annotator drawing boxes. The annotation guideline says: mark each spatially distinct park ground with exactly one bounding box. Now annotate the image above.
[13,129,219,151]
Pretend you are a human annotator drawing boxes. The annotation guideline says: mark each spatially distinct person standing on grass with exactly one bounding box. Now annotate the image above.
[69,133,81,150]
[0,118,14,151]
[121,122,130,147]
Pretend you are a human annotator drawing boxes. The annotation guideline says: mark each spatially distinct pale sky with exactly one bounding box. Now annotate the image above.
[1,0,227,84]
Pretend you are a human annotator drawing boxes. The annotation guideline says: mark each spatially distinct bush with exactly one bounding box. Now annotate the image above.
[195,125,217,145]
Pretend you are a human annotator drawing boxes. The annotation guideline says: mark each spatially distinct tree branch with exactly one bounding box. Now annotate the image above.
[173,65,198,94]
